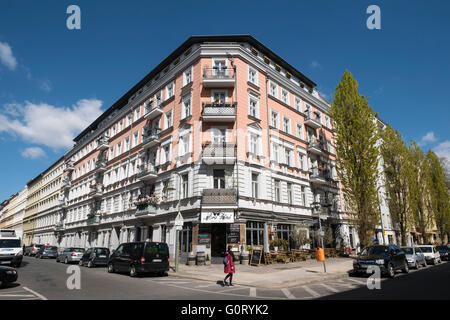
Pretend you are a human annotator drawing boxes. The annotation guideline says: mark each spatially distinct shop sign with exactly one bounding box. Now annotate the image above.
[201,211,234,223]
[198,233,211,244]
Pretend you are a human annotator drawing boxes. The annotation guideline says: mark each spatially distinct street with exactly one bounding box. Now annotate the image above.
[0,257,448,300]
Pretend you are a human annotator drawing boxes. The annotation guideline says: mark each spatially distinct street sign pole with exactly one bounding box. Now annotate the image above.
[318,214,327,273]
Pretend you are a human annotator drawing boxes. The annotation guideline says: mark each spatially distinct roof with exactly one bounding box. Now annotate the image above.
[73,35,317,142]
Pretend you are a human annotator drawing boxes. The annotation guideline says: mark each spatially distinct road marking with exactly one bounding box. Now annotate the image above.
[320,283,339,293]
[23,287,48,300]
[302,285,320,297]
[194,283,219,288]
[0,294,34,298]
[250,287,257,297]
[347,278,367,285]
[281,288,296,299]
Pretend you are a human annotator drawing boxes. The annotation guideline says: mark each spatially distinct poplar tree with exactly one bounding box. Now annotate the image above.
[426,150,450,242]
[408,141,433,244]
[380,125,411,245]
[330,71,380,248]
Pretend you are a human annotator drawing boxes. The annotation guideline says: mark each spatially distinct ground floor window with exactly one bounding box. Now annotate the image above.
[277,224,290,242]
[180,223,192,253]
[246,221,265,246]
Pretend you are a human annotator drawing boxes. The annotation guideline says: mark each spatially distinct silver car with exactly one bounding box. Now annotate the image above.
[400,246,427,269]
[56,247,85,264]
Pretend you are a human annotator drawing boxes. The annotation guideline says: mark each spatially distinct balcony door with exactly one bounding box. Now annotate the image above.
[213,169,226,189]
[211,127,226,144]
[213,59,227,77]
[212,91,226,103]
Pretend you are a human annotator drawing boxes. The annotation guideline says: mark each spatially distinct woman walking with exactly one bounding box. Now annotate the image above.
[223,246,235,286]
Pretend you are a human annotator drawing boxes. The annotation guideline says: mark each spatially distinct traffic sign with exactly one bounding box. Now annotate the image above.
[175,212,184,226]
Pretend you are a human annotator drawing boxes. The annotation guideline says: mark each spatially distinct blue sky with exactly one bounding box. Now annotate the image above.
[0,0,449,200]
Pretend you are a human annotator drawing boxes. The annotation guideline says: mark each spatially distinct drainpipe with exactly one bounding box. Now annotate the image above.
[229,56,239,222]
[264,72,272,253]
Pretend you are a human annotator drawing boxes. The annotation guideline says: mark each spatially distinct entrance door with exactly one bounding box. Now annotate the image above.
[211,224,226,258]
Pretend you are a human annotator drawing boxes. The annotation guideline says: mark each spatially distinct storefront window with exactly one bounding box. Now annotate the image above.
[246,221,264,246]
[277,224,290,242]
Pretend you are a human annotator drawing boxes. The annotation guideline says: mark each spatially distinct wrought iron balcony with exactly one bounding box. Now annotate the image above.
[64,161,74,172]
[137,163,158,181]
[54,222,65,231]
[304,111,322,129]
[96,136,109,151]
[94,159,107,173]
[202,67,235,87]
[86,215,100,225]
[202,102,236,122]
[142,130,161,149]
[59,199,68,209]
[135,204,156,216]
[309,168,328,185]
[62,178,71,190]
[144,102,163,120]
[307,140,324,155]
[89,184,103,198]
[201,188,237,206]
[202,142,236,165]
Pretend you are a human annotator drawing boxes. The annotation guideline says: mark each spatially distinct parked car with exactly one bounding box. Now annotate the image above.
[56,248,85,264]
[79,247,110,268]
[417,245,441,265]
[400,246,427,269]
[25,244,43,257]
[35,246,58,259]
[353,244,409,278]
[0,232,23,267]
[0,266,18,288]
[107,241,169,277]
[436,245,450,261]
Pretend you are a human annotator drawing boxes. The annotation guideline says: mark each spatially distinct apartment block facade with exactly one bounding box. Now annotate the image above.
[50,35,344,260]
[0,187,28,239]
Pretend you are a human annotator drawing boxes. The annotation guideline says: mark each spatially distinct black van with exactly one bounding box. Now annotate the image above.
[107,241,169,277]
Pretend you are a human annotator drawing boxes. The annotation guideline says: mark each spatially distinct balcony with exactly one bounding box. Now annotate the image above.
[96,136,109,151]
[304,112,322,129]
[64,161,74,172]
[310,168,333,185]
[54,222,65,231]
[307,140,324,155]
[61,178,71,190]
[59,199,68,209]
[201,188,237,208]
[137,163,158,181]
[135,203,156,217]
[94,159,107,173]
[202,142,236,165]
[86,215,100,226]
[202,102,236,122]
[144,103,163,121]
[142,130,160,149]
[89,184,103,198]
[202,67,235,87]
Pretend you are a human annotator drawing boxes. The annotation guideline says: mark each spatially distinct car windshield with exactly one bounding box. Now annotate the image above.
[420,247,432,253]
[401,248,413,255]
[144,243,169,256]
[45,246,57,251]
[0,239,21,248]
[360,246,388,257]
[95,248,109,255]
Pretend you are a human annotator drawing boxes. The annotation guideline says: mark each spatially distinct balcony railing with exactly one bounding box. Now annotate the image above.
[142,130,161,149]
[59,199,68,208]
[94,159,107,172]
[54,222,65,231]
[89,184,103,198]
[64,161,74,172]
[202,67,235,87]
[202,142,236,165]
[96,136,109,151]
[62,178,71,189]
[144,102,163,120]
[304,111,322,129]
[202,102,236,122]
[307,140,324,155]
[135,204,157,216]
[137,163,157,181]
[202,188,237,206]
[86,215,100,225]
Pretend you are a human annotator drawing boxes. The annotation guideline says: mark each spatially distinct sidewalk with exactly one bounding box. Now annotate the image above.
[168,257,354,289]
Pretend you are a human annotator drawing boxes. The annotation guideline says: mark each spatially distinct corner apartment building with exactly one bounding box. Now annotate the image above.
[0,187,28,239]
[56,35,342,260]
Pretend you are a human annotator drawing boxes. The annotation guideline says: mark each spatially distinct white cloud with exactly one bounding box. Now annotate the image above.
[21,147,46,159]
[419,131,437,146]
[0,42,18,71]
[39,80,52,92]
[310,60,322,69]
[434,140,450,163]
[0,99,103,150]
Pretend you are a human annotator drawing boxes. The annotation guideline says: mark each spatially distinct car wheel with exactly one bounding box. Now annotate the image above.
[388,264,395,278]
[88,261,93,268]
[402,261,409,274]
[107,263,115,273]
[129,265,138,277]
[65,257,69,264]
[79,260,83,266]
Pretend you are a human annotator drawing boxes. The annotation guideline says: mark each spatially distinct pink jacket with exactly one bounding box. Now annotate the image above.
[224,252,235,274]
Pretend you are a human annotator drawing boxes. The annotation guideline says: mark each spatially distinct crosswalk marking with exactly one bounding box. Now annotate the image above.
[0,294,34,298]
[23,287,48,300]
[250,287,257,297]
[281,288,296,299]
[320,283,339,293]
[347,278,367,286]
[302,285,320,297]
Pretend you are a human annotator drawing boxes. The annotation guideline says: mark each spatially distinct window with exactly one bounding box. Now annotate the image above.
[272,143,280,163]
[298,153,305,170]
[212,90,226,103]
[118,120,123,132]
[281,89,289,105]
[283,117,291,134]
[287,183,293,204]
[116,142,122,156]
[274,179,281,202]
[166,81,174,100]
[213,59,227,77]
[248,94,259,118]
[155,91,162,108]
[165,110,173,129]
[181,174,189,198]
[182,94,191,119]
[296,123,304,140]
[271,111,279,128]
[134,108,140,122]
[300,186,306,206]
[284,148,293,166]
[111,125,116,137]
[251,173,259,199]
[161,144,171,164]
[249,133,259,155]
[248,66,258,86]
[269,82,278,98]
[133,131,139,147]
[212,128,226,144]
[325,115,331,128]
[126,113,132,127]
[213,169,225,189]
[295,97,302,112]
[246,221,264,246]
[179,133,191,155]
[183,66,193,86]
[124,137,130,152]
[277,224,291,243]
